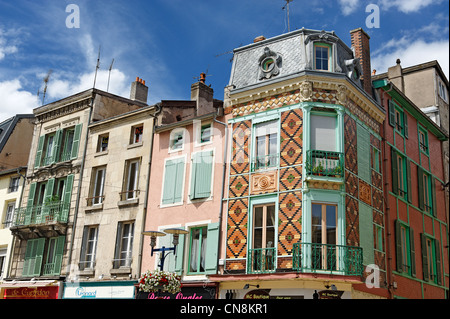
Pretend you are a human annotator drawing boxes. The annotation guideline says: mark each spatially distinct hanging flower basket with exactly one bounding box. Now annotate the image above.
[139,270,182,294]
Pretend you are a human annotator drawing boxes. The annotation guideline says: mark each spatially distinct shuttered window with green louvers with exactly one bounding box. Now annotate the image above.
[189,150,213,200]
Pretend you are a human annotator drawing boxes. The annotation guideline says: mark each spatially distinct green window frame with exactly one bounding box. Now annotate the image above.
[421,234,442,285]
[371,145,380,173]
[417,167,437,216]
[189,150,213,200]
[418,126,429,155]
[161,156,185,206]
[169,129,185,152]
[199,122,212,144]
[252,119,279,171]
[188,226,208,274]
[391,147,411,203]
[388,100,408,138]
[314,43,332,71]
[395,220,416,277]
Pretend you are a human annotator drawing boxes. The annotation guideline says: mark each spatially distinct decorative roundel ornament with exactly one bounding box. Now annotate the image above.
[258,47,282,80]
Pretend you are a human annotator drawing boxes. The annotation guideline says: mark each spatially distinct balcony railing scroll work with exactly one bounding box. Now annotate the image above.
[247,243,363,276]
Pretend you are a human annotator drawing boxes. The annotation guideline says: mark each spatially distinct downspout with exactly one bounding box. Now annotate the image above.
[137,103,161,277]
[213,112,228,275]
[381,82,394,299]
[65,92,94,277]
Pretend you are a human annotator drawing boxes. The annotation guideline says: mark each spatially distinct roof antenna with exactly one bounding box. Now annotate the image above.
[107,58,115,92]
[282,0,293,32]
[37,69,53,105]
[93,45,101,89]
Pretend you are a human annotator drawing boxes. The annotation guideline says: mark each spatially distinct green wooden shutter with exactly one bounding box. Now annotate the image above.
[52,236,66,275]
[70,124,82,159]
[421,234,429,281]
[189,153,198,200]
[44,178,55,202]
[403,111,408,138]
[359,202,374,266]
[430,177,437,217]
[435,240,441,285]
[391,147,398,195]
[51,129,63,164]
[388,100,395,127]
[27,238,45,277]
[409,228,416,277]
[23,239,36,277]
[190,151,213,200]
[174,229,186,275]
[25,183,37,225]
[395,220,403,272]
[417,167,424,210]
[79,227,89,270]
[34,135,45,168]
[62,174,74,220]
[162,159,185,205]
[357,124,371,183]
[174,160,185,204]
[113,223,123,268]
[204,222,220,275]
[406,159,412,203]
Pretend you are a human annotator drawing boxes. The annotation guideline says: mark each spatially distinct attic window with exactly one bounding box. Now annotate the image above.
[314,43,332,71]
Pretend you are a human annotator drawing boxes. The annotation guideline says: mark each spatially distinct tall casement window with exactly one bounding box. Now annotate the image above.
[79,226,98,270]
[22,236,65,277]
[60,128,75,162]
[388,100,408,138]
[395,220,416,277]
[122,159,140,200]
[371,145,381,173]
[417,167,437,216]
[8,176,20,193]
[188,227,208,274]
[161,157,185,206]
[131,125,143,144]
[89,166,106,205]
[0,248,6,279]
[314,43,332,71]
[418,127,429,155]
[253,120,278,171]
[189,150,213,200]
[391,147,411,202]
[113,221,134,268]
[248,202,276,273]
[421,234,442,285]
[311,203,337,271]
[4,202,15,228]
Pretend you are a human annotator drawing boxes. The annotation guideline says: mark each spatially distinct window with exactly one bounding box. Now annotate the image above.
[374,224,383,251]
[114,221,134,268]
[199,123,212,144]
[0,249,6,279]
[314,43,331,71]
[122,159,140,200]
[90,166,106,205]
[60,128,75,162]
[189,150,213,200]
[80,226,98,270]
[161,157,185,205]
[371,146,380,173]
[388,101,408,138]
[253,120,278,170]
[391,148,411,202]
[418,167,436,215]
[438,81,447,102]
[131,125,143,144]
[421,234,441,284]
[188,226,208,274]
[9,176,20,193]
[23,236,65,277]
[395,221,415,276]
[43,133,56,166]
[418,127,429,155]
[4,202,15,228]
[310,113,336,152]
[169,129,184,151]
[97,133,109,152]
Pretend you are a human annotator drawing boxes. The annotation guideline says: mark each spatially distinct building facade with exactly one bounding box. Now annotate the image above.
[210,28,388,299]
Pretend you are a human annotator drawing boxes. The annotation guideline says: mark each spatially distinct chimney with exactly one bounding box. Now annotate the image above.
[387,59,405,93]
[350,28,372,96]
[130,77,148,104]
[254,35,266,43]
[191,73,214,116]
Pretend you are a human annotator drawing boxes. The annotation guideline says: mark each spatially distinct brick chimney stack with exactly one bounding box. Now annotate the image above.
[191,73,214,116]
[350,28,372,96]
[130,77,148,104]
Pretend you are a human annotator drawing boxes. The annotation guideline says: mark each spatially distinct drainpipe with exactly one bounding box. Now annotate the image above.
[213,112,229,275]
[65,92,94,278]
[381,82,394,299]
[137,103,161,277]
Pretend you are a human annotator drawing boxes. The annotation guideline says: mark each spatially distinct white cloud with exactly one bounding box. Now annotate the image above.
[0,29,19,60]
[0,79,39,120]
[378,0,443,13]
[372,38,449,79]
[339,0,360,15]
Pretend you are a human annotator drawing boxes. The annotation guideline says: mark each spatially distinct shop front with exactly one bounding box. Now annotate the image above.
[1,280,61,299]
[63,281,137,299]
[136,283,217,300]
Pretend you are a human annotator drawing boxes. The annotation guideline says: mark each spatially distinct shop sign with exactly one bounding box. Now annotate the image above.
[136,286,216,299]
[4,286,59,299]
[318,289,344,299]
[244,289,304,299]
[63,284,135,299]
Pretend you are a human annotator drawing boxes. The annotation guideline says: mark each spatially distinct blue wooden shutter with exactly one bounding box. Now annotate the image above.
[70,124,82,159]
[204,222,220,274]
[174,160,185,203]
[190,151,213,200]
[34,135,45,168]
[174,231,186,275]
[162,158,185,205]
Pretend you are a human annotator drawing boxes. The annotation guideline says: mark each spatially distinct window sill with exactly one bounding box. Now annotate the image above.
[127,141,143,149]
[85,203,103,212]
[79,269,95,276]
[117,198,139,207]
[110,267,131,275]
[95,150,108,157]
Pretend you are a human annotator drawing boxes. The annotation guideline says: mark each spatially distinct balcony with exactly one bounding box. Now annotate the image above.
[251,153,279,172]
[247,247,276,274]
[13,201,70,227]
[292,242,363,276]
[305,150,344,178]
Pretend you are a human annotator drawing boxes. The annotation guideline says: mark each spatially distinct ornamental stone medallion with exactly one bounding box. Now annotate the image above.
[258,47,282,80]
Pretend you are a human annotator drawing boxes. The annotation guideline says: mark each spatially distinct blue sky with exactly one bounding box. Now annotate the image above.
[0,0,449,120]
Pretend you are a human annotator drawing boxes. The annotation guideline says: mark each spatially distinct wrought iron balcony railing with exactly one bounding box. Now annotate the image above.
[251,153,279,172]
[247,247,276,274]
[292,242,363,276]
[305,150,344,178]
[13,201,70,227]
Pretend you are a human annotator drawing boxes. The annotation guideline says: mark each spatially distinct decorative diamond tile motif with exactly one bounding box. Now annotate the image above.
[278,191,302,255]
[279,166,302,191]
[346,195,359,247]
[229,174,249,198]
[280,109,303,167]
[230,120,251,175]
[226,198,248,259]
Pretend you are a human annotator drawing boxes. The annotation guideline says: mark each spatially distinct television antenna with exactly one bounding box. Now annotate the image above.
[37,69,53,105]
[107,58,115,92]
[282,0,293,32]
[93,45,101,89]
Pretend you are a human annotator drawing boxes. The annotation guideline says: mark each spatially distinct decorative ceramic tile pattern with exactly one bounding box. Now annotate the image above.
[278,191,302,256]
[372,187,383,212]
[344,114,358,175]
[345,170,359,198]
[359,180,372,206]
[371,170,382,190]
[312,88,338,104]
[226,198,248,260]
[346,195,359,247]
[230,120,251,175]
[280,109,303,167]
[279,166,302,191]
[229,174,249,198]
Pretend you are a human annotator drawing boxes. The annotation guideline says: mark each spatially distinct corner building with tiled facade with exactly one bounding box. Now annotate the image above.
[211,28,388,299]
